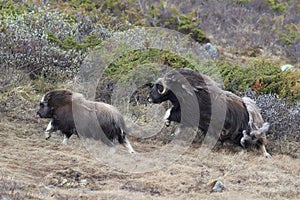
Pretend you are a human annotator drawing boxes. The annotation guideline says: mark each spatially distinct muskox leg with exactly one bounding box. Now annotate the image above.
[260,144,271,158]
[44,120,54,140]
[62,134,69,145]
[123,137,135,154]
[171,126,181,137]
[118,130,135,154]
[240,130,247,148]
[251,123,271,158]
[62,135,68,145]
[61,132,73,145]
[241,130,271,158]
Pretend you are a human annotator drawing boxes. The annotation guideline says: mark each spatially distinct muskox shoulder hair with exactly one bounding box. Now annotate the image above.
[37,89,135,154]
[45,89,73,108]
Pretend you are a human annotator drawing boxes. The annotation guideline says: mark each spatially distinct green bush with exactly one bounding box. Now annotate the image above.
[0,1,112,91]
[102,49,300,101]
[0,0,27,16]
[104,48,195,80]
[145,6,209,43]
[268,0,287,13]
[276,23,300,45]
[218,59,300,100]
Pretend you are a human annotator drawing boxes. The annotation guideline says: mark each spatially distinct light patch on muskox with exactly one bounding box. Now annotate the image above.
[44,120,53,140]
[240,122,271,158]
[182,84,194,96]
[251,122,270,138]
[123,137,135,154]
[240,130,249,148]
[164,107,172,126]
[261,145,271,158]
[40,95,46,103]
[242,97,263,130]
[171,126,181,138]
[62,134,68,145]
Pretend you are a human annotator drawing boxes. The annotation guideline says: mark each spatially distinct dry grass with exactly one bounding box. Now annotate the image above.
[0,110,299,199]
[0,85,299,199]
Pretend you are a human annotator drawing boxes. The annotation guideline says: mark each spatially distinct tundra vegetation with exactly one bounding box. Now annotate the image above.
[0,0,299,199]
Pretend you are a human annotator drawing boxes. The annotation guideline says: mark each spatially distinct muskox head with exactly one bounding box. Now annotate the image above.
[148,78,178,104]
[37,89,72,118]
[37,94,52,118]
[37,89,75,143]
[148,68,210,129]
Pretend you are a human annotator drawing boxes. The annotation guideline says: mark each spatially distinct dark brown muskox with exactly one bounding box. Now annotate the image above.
[148,68,271,157]
[37,89,135,154]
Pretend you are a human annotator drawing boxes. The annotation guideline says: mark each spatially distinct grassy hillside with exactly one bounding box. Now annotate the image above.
[0,1,299,199]
[0,0,299,155]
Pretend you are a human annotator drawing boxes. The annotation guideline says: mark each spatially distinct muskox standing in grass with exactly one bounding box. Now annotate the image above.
[37,89,135,154]
[148,68,271,157]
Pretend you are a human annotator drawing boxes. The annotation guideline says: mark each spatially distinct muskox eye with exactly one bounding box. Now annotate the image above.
[157,84,163,93]
[40,103,44,108]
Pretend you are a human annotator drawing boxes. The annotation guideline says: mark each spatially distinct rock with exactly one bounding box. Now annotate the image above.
[209,180,225,192]
[281,64,295,72]
[204,43,218,59]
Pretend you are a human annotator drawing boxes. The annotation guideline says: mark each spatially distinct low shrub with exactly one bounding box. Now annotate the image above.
[0,2,111,92]
[244,89,300,157]
[218,59,300,100]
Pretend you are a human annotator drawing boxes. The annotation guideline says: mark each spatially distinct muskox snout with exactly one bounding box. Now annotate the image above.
[36,108,46,118]
[36,110,42,118]
[36,109,48,118]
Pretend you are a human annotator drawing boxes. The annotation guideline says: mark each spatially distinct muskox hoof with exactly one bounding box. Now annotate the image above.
[45,132,51,140]
[130,150,136,154]
[265,152,272,158]
[165,121,171,127]
[62,135,68,145]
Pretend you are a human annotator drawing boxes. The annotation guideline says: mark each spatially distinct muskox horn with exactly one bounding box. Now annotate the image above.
[158,80,167,95]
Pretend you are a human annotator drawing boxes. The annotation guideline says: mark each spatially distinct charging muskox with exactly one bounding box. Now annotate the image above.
[37,89,135,154]
[148,68,271,157]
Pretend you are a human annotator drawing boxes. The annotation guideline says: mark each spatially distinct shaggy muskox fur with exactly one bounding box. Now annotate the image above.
[37,89,135,154]
[148,68,270,157]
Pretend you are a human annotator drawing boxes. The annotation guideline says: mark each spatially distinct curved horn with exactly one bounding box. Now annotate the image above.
[157,79,167,95]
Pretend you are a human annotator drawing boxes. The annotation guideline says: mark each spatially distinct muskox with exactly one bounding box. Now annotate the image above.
[148,68,271,157]
[37,89,135,154]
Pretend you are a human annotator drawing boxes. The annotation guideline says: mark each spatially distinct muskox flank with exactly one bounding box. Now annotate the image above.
[148,68,271,157]
[37,89,135,154]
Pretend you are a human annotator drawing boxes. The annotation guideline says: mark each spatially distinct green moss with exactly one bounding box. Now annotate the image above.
[140,5,209,43]
[0,0,27,17]
[236,0,252,3]
[104,48,195,79]
[276,23,300,45]
[101,48,226,92]
[47,32,102,51]
[191,29,208,43]
[61,36,78,50]
[268,0,287,13]
[67,0,98,12]
[162,8,209,43]
[46,32,60,44]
